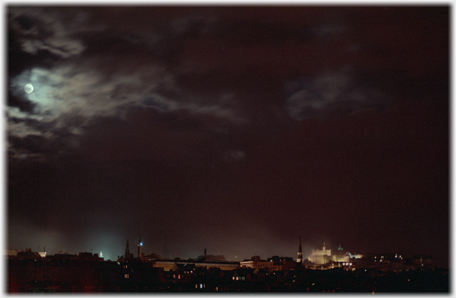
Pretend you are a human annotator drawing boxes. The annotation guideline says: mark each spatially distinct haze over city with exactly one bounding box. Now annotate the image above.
[6,5,448,268]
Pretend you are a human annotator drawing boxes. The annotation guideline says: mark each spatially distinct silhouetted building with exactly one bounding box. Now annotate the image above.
[137,236,143,258]
[196,249,226,262]
[124,240,133,259]
[297,237,303,263]
[413,255,433,268]
[6,247,448,293]
[240,255,296,272]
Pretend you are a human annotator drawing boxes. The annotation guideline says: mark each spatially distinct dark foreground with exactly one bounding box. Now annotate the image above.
[8,258,449,293]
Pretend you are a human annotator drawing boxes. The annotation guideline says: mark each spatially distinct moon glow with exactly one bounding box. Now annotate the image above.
[24,84,34,94]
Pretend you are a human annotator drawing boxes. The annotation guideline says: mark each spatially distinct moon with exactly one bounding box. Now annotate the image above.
[24,83,34,94]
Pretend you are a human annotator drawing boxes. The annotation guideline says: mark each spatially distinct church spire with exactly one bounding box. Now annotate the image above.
[125,239,130,255]
[297,237,303,263]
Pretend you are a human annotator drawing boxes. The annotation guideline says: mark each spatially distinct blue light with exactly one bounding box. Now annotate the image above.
[140,242,143,246]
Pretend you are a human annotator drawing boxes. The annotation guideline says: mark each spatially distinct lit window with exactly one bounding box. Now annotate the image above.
[200,284,203,289]
[124,274,129,279]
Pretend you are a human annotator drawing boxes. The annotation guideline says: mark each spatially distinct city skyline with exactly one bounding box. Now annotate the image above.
[7,6,449,268]
[6,237,431,266]
[6,234,371,263]
[7,244,446,293]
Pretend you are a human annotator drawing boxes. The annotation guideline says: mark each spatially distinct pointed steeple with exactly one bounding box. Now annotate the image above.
[125,239,130,255]
[297,237,303,263]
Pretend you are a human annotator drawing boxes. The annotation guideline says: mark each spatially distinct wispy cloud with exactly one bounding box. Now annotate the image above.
[9,7,88,58]
[9,61,247,150]
[286,69,384,121]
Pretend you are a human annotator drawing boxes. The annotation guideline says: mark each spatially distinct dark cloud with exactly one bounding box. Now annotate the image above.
[8,7,86,58]
[286,68,386,120]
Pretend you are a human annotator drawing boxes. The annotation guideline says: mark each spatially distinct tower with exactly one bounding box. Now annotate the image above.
[124,239,134,259]
[297,237,303,263]
[125,239,130,256]
[137,236,143,258]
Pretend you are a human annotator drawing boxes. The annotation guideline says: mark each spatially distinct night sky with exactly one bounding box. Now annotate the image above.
[6,5,449,267]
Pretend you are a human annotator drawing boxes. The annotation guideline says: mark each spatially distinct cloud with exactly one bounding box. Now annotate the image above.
[8,61,247,162]
[222,149,246,162]
[186,103,247,125]
[8,7,88,58]
[8,106,41,121]
[169,13,217,36]
[139,93,246,125]
[9,66,141,137]
[312,18,346,40]
[8,120,44,139]
[7,7,265,163]
[286,69,384,121]
[20,35,85,58]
